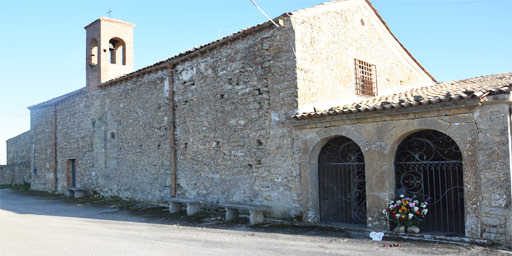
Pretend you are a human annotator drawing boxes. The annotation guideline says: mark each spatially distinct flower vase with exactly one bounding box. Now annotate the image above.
[407,226,420,233]
[393,225,405,233]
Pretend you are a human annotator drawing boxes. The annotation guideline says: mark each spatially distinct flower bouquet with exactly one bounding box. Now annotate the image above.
[382,194,429,233]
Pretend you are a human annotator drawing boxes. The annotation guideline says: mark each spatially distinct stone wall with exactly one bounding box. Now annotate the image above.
[6,130,31,165]
[0,130,32,185]
[0,162,30,185]
[294,99,511,247]
[25,1,441,218]
[29,69,172,202]
[474,94,512,246]
[30,103,58,191]
[291,0,434,112]
[84,70,171,202]
[173,17,301,217]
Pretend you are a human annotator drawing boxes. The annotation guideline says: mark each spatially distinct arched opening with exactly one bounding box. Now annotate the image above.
[318,136,366,225]
[394,130,464,235]
[109,38,126,65]
[89,39,98,66]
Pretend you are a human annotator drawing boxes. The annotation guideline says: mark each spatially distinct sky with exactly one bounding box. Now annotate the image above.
[0,0,511,165]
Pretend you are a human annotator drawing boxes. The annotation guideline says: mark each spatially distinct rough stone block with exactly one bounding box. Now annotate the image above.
[249,210,264,225]
[483,217,501,226]
[225,208,239,221]
[74,190,86,198]
[65,190,74,197]
[186,203,201,216]
[169,202,182,213]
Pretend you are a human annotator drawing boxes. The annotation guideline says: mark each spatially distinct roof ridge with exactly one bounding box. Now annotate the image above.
[99,0,436,87]
[28,87,86,109]
[436,72,512,85]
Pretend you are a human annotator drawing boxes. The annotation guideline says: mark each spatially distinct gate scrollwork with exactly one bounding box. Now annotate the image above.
[395,130,464,235]
[319,136,366,225]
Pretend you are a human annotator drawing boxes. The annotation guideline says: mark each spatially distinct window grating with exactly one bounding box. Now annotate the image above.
[355,59,377,97]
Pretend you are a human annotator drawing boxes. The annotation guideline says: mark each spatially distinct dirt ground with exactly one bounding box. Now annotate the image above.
[0,188,510,256]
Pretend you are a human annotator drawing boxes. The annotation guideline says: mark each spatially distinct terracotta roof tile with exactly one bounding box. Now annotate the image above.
[294,72,512,120]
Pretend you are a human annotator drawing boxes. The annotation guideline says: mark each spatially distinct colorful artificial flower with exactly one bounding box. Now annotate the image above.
[383,195,430,228]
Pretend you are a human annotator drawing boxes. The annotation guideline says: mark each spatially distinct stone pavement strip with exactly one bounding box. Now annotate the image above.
[0,188,509,256]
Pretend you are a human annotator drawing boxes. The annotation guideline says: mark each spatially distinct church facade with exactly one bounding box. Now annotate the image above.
[3,0,511,248]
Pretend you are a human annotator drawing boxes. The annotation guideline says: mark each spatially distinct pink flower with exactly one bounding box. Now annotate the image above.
[394,204,399,208]
[409,202,415,207]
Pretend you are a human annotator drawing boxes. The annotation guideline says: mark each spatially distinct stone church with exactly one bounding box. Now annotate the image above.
[3,0,511,248]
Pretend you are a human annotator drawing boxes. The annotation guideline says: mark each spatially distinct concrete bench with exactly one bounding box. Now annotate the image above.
[66,187,86,198]
[169,198,202,216]
[218,203,270,225]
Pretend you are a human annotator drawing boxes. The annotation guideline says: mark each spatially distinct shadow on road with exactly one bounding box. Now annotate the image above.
[0,188,370,240]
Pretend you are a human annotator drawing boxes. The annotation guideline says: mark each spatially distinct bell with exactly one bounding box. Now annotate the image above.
[109,43,115,51]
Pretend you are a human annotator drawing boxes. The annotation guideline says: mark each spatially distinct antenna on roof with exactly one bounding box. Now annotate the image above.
[249,0,280,28]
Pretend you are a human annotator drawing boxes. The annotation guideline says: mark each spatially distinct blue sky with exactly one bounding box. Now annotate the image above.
[0,0,511,164]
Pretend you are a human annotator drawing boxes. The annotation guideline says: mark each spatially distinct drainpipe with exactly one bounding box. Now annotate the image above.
[53,103,58,191]
[167,65,176,197]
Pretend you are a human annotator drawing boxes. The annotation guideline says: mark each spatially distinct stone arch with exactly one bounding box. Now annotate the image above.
[108,37,126,65]
[318,136,367,225]
[302,126,368,223]
[377,118,480,237]
[309,127,368,165]
[89,38,98,66]
[394,129,465,235]
[386,119,466,161]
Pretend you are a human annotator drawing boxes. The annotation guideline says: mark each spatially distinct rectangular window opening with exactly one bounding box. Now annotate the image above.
[355,59,377,97]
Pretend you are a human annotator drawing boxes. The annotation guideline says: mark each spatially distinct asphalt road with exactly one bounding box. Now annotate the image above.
[0,188,509,256]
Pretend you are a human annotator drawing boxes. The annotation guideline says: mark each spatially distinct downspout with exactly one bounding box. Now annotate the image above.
[53,103,58,191]
[167,65,176,197]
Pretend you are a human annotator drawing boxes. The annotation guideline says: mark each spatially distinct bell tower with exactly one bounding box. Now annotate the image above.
[84,17,135,91]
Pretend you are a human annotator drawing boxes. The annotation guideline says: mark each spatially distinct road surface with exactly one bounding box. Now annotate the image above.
[0,188,508,256]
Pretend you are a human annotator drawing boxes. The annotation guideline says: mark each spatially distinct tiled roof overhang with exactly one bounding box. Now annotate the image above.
[294,72,512,120]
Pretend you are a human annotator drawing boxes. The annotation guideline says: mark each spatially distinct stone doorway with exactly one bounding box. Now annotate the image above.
[66,159,76,188]
[394,130,465,235]
[318,136,366,225]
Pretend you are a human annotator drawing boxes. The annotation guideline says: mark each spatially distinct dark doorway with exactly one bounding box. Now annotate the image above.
[67,159,76,188]
[318,136,366,225]
[395,130,464,235]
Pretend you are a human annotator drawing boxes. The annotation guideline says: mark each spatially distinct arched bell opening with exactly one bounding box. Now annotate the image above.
[109,38,126,65]
[89,38,98,66]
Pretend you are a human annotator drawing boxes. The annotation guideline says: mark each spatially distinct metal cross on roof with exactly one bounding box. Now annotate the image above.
[107,8,113,18]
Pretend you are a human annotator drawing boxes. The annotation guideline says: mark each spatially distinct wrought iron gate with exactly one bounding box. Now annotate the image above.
[395,130,464,235]
[319,137,366,225]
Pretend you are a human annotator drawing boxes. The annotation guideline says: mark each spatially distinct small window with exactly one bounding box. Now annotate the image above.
[355,59,377,97]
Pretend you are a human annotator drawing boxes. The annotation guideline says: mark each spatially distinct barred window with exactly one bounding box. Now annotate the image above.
[355,59,377,97]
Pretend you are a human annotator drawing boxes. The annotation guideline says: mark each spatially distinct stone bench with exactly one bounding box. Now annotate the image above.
[169,198,202,216]
[218,203,270,225]
[66,187,86,198]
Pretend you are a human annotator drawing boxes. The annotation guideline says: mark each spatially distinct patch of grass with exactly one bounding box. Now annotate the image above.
[0,182,31,191]
[75,195,124,205]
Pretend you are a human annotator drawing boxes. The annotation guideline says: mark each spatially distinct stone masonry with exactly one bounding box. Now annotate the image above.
[0,131,31,185]
[294,74,512,247]
[5,0,511,249]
